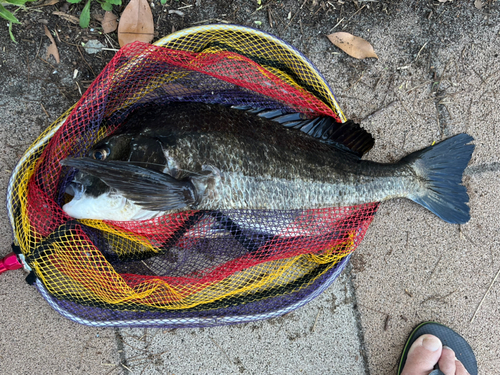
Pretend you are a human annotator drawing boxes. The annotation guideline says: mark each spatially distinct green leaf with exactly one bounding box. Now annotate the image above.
[79,0,91,28]
[105,0,121,5]
[100,1,112,11]
[4,0,30,5]
[0,4,21,23]
[66,0,83,3]
[8,19,17,43]
[160,0,166,4]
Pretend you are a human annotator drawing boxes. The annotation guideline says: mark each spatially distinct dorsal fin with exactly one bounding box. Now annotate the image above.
[232,106,375,157]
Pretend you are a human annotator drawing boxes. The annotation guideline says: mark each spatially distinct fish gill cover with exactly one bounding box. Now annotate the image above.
[8,26,378,328]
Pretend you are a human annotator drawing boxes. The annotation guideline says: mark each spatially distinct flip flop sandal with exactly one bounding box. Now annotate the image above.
[397,321,477,375]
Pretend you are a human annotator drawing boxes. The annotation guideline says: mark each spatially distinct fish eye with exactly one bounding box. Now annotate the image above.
[91,148,109,160]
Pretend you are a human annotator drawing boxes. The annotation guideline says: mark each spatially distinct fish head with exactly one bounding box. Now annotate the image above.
[62,133,137,219]
[67,133,134,197]
[61,129,175,220]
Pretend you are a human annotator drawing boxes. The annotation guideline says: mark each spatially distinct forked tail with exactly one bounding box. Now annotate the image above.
[402,133,475,224]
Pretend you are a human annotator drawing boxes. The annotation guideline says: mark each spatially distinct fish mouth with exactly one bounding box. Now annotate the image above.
[65,181,86,201]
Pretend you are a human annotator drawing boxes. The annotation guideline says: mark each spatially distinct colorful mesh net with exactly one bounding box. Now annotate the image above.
[7,25,378,328]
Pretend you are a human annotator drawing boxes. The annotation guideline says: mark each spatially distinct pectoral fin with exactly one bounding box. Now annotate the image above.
[61,158,197,211]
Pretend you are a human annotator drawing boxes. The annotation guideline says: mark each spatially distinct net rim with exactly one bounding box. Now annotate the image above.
[6,27,359,322]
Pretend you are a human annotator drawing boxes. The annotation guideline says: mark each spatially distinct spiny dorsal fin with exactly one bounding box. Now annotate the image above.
[232,106,374,157]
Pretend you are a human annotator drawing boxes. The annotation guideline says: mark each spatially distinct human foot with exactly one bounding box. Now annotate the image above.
[400,334,468,375]
[397,322,477,375]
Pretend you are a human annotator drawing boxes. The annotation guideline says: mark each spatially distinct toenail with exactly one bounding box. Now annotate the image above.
[443,345,454,353]
[422,336,441,352]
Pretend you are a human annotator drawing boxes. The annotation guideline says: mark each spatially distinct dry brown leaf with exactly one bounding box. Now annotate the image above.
[118,0,154,47]
[44,25,60,64]
[53,11,80,25]
[37,0,59,7]
[327,32,378,60]
[102,11,118,34]
[93,13,104,22]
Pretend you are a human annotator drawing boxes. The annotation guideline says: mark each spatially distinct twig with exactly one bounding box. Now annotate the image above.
[406,80,432,94]
[329,17,344,32]
[459,225,476,246]
[284,0,307,31]
[311,308,322,332]
[346,70,365,92]
[40,103,50,118]
[38,57,56,70]
[427,254,442,283]
[360,100,397,122]
[267,7,273,28]
[397,96,418,123]
[470,267,500,323]
[357,303,389,316]
[139,362,152,375]
[35,36,43,60]
[414,41,429,63]
[120,362,134,372]
[191,18,232,25]
[104,364,121,375]
[251,0,277,14]
[421,290,455,305]
[77,45,96,77]
[384,315,391,331]
[209,336,233,366]
[75,81,82,96]
[341,4,366,29]
[471,68,486,84]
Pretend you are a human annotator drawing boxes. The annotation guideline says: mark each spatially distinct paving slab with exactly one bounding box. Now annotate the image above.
[338,4,500,375]
[117,271,366,375]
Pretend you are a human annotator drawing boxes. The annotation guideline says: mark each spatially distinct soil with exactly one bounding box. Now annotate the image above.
[2,0,498,118]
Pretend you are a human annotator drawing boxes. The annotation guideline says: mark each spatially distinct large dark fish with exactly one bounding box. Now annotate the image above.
[61,102,474,224]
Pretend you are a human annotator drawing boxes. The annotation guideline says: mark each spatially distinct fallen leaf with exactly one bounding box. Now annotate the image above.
[44,25,60,63]
[168,9,184,16]
[37,0,59,6]
[327,32,378,60]
[118,0,154,47]
[83,39,105,54]
[93,13,104,22]
[474,0,483,9]
[102,11,118,33]
[53,11,80,24]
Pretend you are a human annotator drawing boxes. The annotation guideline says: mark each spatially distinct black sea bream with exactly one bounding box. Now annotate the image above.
[61,102,474,224]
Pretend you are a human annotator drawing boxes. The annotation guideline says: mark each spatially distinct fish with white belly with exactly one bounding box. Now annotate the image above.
[61,102,474,225]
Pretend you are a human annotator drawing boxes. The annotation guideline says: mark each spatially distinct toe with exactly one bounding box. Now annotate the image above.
[454,358,469,375]
[438,346,457,375]
[401,334,443,375]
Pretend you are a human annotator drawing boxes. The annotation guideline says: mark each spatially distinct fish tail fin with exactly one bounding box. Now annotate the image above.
[402,133,475,224]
